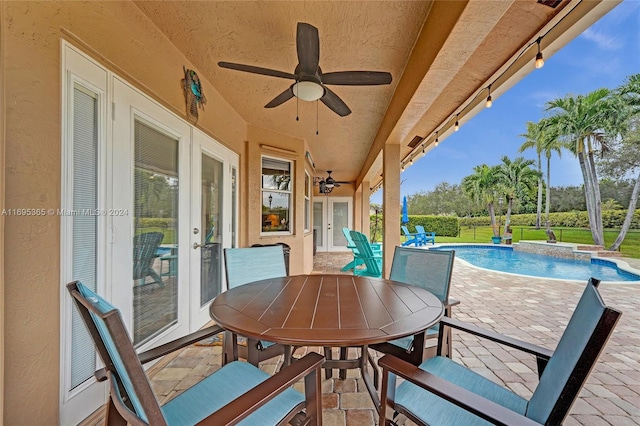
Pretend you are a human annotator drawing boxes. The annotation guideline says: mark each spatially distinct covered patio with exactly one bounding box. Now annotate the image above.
[115,254,640,426]
[2,1,632,424]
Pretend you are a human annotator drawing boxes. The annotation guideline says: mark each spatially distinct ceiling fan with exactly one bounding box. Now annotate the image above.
[314,170,352,194]
[218,22,392,117]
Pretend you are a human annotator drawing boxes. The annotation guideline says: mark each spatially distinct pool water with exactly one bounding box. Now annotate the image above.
[432,245,640,282]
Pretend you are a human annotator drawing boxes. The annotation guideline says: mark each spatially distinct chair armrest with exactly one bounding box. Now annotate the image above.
[139,325,224,364]
[378,355,541,426]
[445,298,460,309]
[440,317,553,360]
[197,352,325,425]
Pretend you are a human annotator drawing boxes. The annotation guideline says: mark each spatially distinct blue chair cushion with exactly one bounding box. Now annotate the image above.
[395,356,527,426]
[388,325,440,351]
[162,361,304,425]
[76,282,148,422]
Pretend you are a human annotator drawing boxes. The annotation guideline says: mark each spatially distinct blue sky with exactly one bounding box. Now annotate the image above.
[372,0,640,204]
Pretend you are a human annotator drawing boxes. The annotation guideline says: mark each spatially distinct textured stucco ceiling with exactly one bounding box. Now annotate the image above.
[134,1,575,185]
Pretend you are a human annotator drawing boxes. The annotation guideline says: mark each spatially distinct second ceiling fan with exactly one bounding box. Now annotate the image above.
[218,22,392,117]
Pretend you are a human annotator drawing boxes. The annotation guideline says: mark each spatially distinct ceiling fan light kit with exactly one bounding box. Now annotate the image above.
[293,81,325,101]
[218,22,392,117]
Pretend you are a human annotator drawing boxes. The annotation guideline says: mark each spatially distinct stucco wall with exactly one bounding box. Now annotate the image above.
[3,2,249,423]
[246,125,312,275]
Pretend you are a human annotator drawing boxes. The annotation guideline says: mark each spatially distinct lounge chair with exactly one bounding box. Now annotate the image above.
[341,227,381,272]
[401,225,422,247]
[223,246,293,367]
[349,230,382,278]
[67,281,324,426]
[133,231,165,287]
[378,277,621,426]
[371,247,457,363]
[415,225,436,245]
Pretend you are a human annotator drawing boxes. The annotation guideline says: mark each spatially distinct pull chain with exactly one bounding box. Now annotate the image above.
[316,100,319,135]
[296,88,299,121]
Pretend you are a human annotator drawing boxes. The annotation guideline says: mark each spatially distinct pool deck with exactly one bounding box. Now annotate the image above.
[115,252,640,426]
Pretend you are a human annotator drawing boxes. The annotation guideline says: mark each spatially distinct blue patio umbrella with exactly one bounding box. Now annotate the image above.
[402,196,409,224]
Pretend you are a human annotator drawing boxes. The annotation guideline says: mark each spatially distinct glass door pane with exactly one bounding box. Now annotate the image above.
[199,153,223,305]
[313,201,325,250]
[133,120,179,345]
[331,201,349,248]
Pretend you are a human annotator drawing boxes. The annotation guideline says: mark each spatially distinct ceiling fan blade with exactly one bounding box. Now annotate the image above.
[218,62,296,80]
[296,23,320,74]
[322,71,393,86]
[321,87,351,117]
[264,87,294,108]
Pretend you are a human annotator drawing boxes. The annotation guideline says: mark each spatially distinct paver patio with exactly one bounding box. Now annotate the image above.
[137,251,640,426]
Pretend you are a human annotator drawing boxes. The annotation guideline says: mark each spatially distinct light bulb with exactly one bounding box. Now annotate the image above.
[421,148,426,157]
[409,158,413,165]
[401,165,405,172]
[454,120,459,131]
[486,85,493,108]
[535,38,544,69]
[435,139,439,147]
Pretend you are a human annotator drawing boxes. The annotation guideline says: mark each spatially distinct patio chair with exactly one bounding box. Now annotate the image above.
[341,227,382,272]
[378,277,621,426]
[401,225,422,247]
[370,247,457,363]
[133,231,165,287]
[349,230,382,278]
[415,225,436,245]
[223,246,293,367]
[67,281,323,426]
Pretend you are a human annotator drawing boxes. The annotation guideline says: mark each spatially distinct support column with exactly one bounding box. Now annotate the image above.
[354,184,362,232]
[382,144,400,278]
[361,182,371,237]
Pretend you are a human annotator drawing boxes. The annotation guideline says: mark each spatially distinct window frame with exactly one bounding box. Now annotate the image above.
[304,171,311,233]
[260,155,294,235]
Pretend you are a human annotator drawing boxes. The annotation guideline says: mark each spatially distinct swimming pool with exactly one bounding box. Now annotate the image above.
[431,245,640,282]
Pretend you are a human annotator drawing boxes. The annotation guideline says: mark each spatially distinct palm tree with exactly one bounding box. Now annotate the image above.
[495,156,539,227]
[538,118,563,229]
[518,121,545,228]
[545,88,625,246]
[461,164,502,236]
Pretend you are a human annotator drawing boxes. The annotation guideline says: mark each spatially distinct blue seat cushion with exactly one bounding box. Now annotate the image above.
[162,361,304,425]
[395,356,527,426]
[388,325,440,351]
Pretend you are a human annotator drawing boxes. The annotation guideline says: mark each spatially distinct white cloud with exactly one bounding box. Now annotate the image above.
[581,28,623,51]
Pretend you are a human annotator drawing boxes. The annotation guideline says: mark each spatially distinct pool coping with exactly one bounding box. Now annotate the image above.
[423,242,640,285]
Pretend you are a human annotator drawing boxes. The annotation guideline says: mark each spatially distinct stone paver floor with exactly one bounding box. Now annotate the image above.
[146,251,640,425]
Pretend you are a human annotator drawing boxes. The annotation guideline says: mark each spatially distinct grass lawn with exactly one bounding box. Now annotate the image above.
[431,226,640,259]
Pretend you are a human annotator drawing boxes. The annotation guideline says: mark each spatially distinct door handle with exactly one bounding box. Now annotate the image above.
[193,242,204,249]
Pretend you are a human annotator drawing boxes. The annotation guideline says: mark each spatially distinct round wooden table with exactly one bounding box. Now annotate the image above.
[210,274,444,408]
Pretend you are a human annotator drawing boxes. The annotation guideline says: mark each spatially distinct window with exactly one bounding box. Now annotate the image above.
[304,171,311,232]
[262,156,293,233]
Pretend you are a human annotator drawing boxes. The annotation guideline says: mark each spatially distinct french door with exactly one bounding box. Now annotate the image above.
[189,128,238,326]
[61,46,236,423]
[313,196,352,252]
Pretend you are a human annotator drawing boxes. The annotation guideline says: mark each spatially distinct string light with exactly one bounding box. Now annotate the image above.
[454,115,460,131]
[401,164,405,172]
[435,131,439,147]
[421,146,426,157]
[535,37,545,69]
[485,84,493,108]
[409,158,413,166]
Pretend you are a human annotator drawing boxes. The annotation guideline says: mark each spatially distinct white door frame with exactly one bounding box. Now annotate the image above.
[313,196,352,252]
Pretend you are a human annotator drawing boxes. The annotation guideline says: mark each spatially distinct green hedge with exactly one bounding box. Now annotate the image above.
[369,215,460,238]
[138,217,176,229]
[458,209,640,229]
